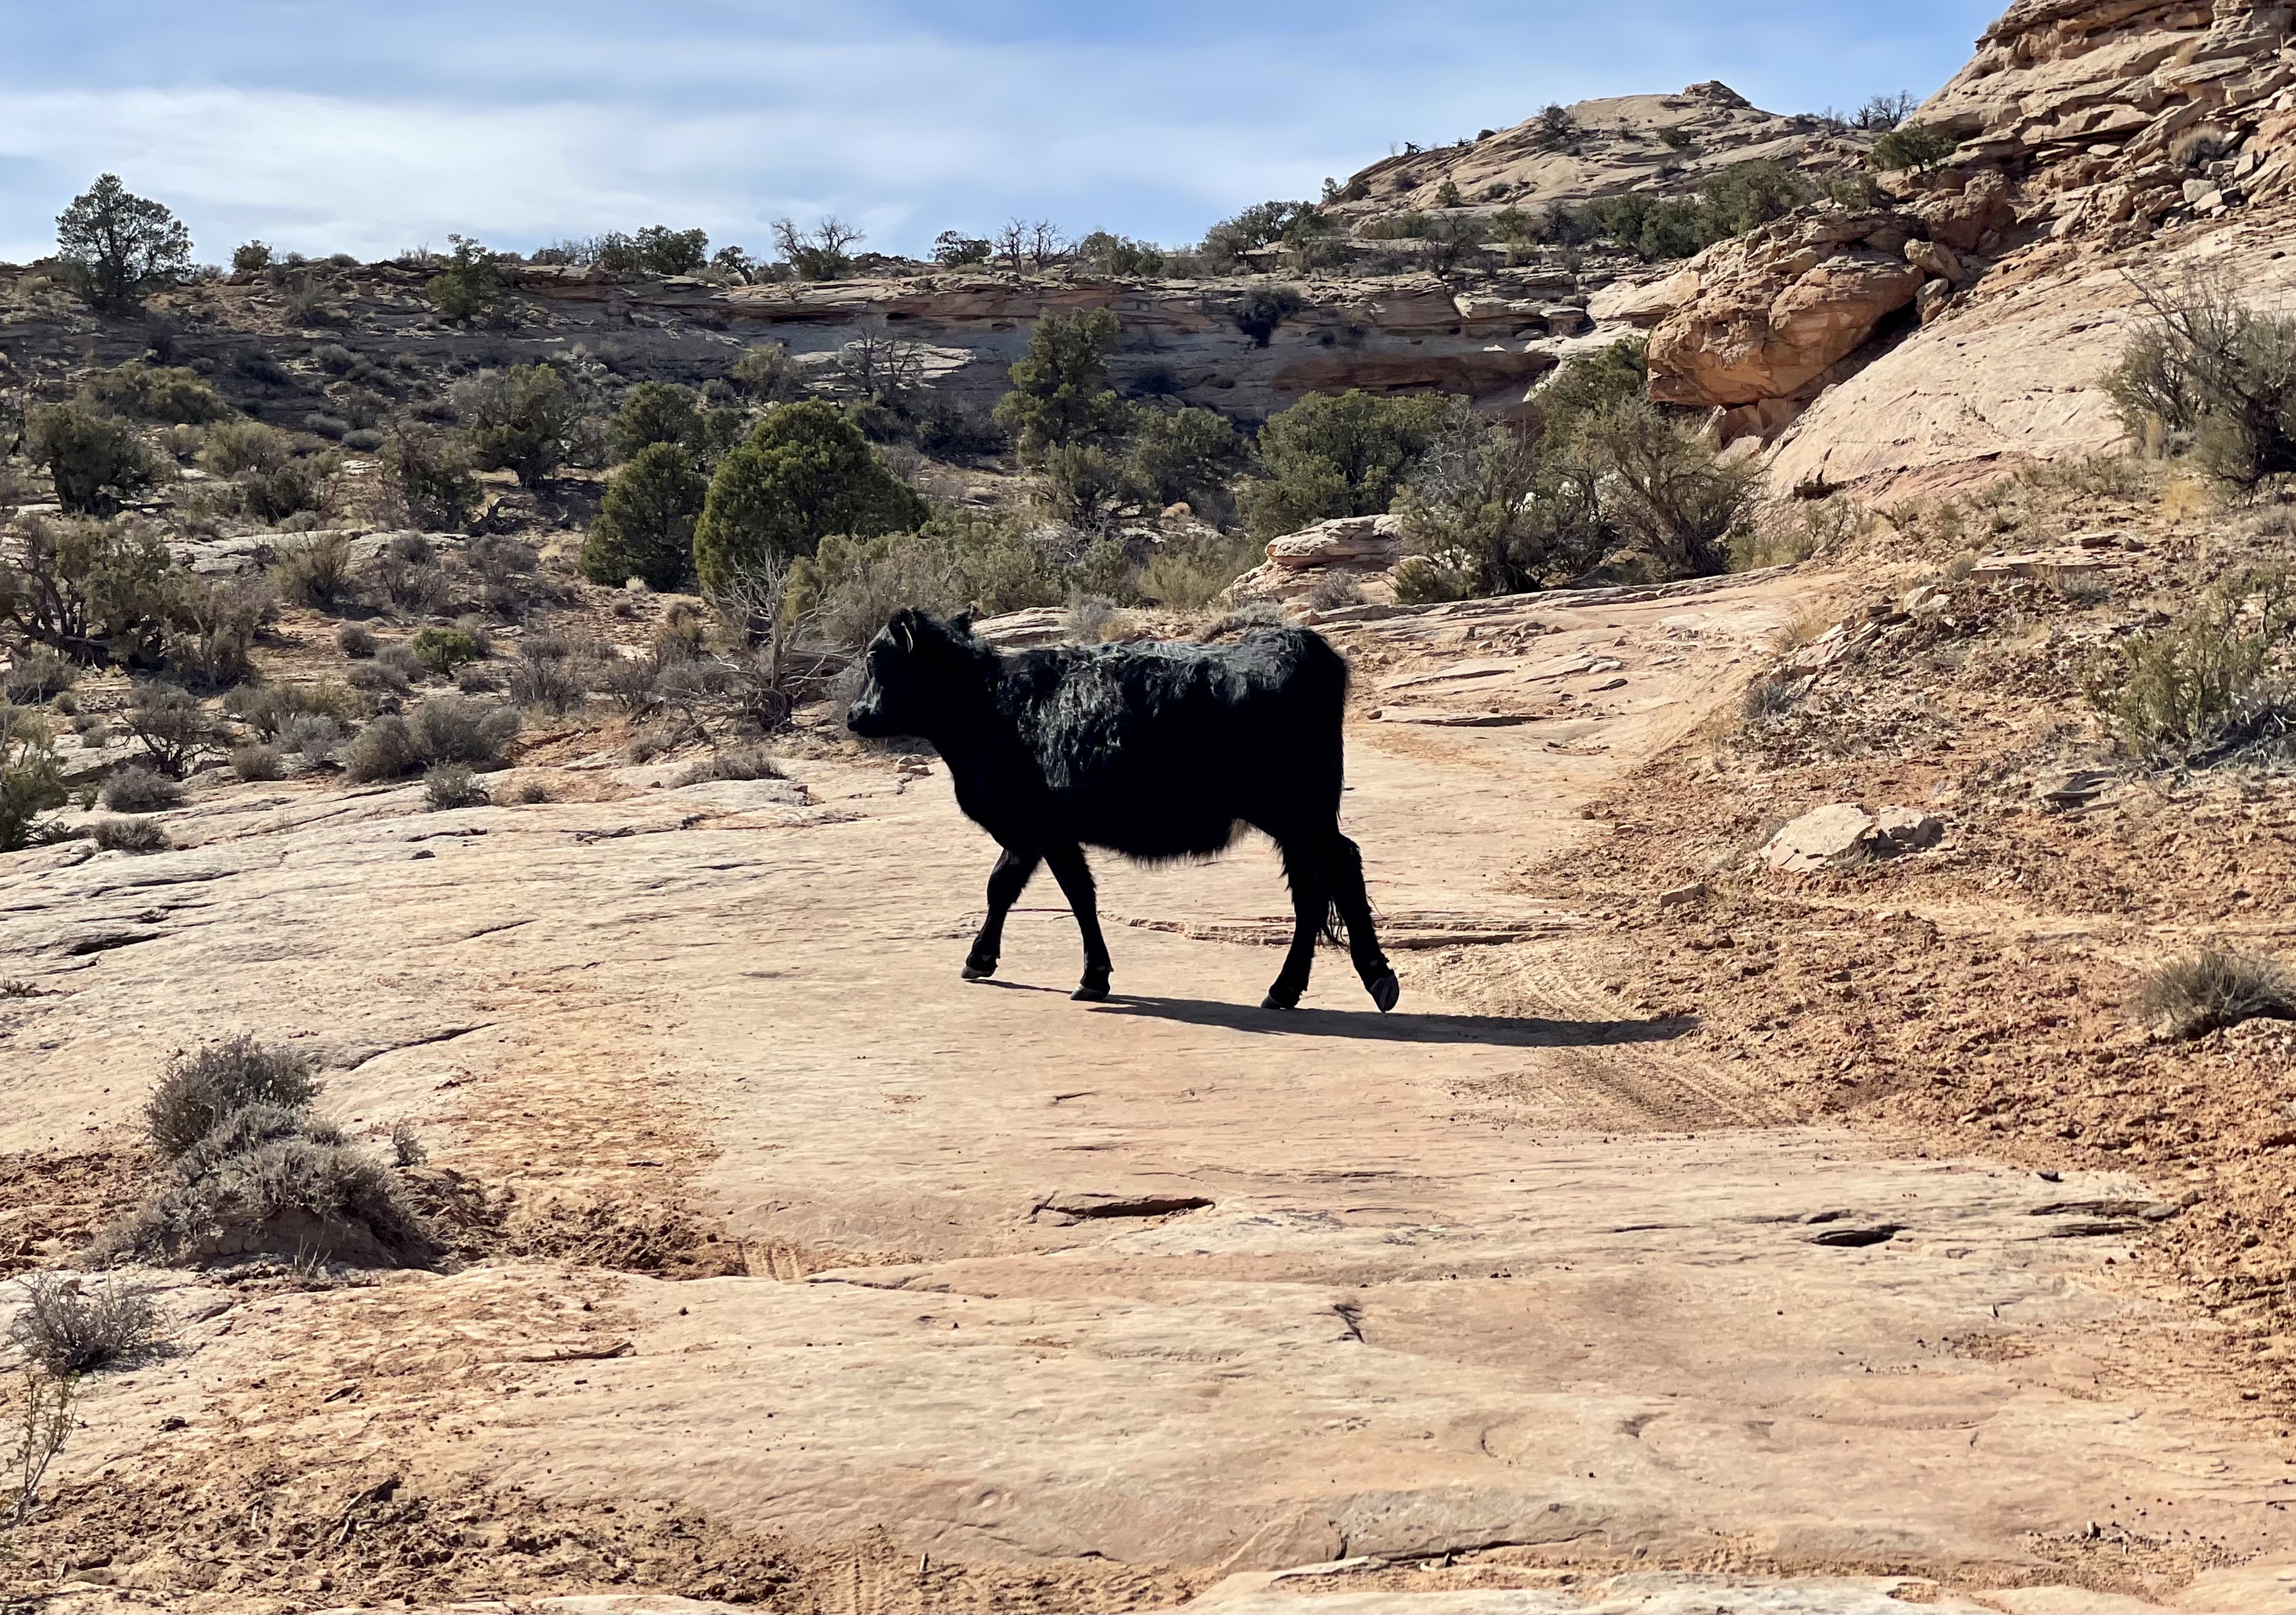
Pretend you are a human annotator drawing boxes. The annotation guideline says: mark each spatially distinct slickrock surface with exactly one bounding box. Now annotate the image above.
[9,567,2296,1610]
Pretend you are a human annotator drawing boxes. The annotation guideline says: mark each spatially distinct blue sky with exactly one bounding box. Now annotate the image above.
[0,1,2005,266]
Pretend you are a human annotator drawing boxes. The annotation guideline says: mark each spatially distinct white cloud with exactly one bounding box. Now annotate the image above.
[0,1,2004,265]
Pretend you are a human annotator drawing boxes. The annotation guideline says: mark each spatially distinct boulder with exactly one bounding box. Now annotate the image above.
[1758,805,1877,872]
[1228,516,1405,604]
[1647,216,1929,408]
[1587,266,1701,328]
[1264,515,1404,572]
[1757,804,1944,872]
[1904,239,1968,284]
[1911,172,2015,254]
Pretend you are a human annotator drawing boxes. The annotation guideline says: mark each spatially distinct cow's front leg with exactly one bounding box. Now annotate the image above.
[964,847,1040,980]
[1042,841,1113,1001]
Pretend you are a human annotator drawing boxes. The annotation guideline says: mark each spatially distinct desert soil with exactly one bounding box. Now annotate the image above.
[6,559,2296,1614]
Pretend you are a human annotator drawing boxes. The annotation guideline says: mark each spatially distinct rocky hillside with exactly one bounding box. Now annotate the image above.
[1619,0,2296,496]
[0,256,1646,446]
[1327,81,1876,221]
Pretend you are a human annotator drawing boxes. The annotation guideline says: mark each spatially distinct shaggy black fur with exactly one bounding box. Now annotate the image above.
[847,608,1398,1010]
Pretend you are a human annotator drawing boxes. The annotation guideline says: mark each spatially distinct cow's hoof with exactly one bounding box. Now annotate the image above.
[1368,972,1400,1014]
[1071,982,1109,1002]
[1261,990,1300,1010]
[961,958,996,981]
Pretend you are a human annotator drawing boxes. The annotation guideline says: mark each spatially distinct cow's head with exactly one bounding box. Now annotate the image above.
[845,608,979,739]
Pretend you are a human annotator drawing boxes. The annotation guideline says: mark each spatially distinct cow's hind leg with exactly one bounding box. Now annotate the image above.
[1317,830,1399,1012]
[1262,844,1329,1010]
[965,847,1040,980]
[1042,841,1113,1001]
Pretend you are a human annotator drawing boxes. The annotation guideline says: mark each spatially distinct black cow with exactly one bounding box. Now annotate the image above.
[846,608,1399,1012]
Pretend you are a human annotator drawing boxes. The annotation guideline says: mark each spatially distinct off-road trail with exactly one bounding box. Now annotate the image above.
[8,568,2296,1614]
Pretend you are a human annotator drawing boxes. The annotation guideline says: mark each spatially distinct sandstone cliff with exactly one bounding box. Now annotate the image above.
[1328,82,1873,222]
[1636,0,2296,496]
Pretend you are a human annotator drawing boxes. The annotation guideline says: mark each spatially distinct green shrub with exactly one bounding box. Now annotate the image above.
[230,742,285,781]
[1549,161,1815,263]
[993,308,1133,462]
[1075,232,1167,277]
[54,174,192,314]
[1396,416,1601,598]
[1,726,66,851]
[584,225,711,277]
[81,361,229,425]
[3,646,78,704]
[199,418,290,478]
[271,532,356,607]
[1039,443,1133,527]
[1869,125,1959,173]
[336,621,377,657]
[232,241,274,274]
[25,402,153,515]
[2089,574,2296,763]
[692,401,929,592]
[1200,200,1322,268]
[606,381,741,465]
[101,764,183,812]
[0,514,180,666]
[454,363,583,486]
[1569,399,1757,577]
[1138,531,1260,610]
[121,681,219,774]
[1240,390,1456,541]
[378,426,479,529]
[422,761,483,809]
[1126,406,1247,510]
[199,416,334,525]
[583,441,707,590]
[2108,275,2296,490]
[425,234,501,323]
[2133,949,2296,1038]
[932,231,992,266]
[1233,287,1304,348]
[144,1033,320,1157]
[92,815,170,853]
[410,625,484,676]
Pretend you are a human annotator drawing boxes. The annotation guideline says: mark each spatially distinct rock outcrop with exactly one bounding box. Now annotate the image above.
[1226,514,1405,605]
[1645,212,1929,412]
[512,267,1579,422]
[1329,82,1875,225]
[1758,0,2296,494]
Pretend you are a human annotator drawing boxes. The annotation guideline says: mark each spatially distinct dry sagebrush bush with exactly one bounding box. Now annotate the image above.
[99,765,183,813]
[90,816,170,854]
[6,1273,161,1375]
[2133,949,2296,1039]
[143,1034,320,1158]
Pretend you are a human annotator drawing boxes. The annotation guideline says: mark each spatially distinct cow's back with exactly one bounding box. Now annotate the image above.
[1002,628,1347,858]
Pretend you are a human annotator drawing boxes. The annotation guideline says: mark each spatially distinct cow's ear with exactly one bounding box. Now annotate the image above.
[950,608,976,637]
